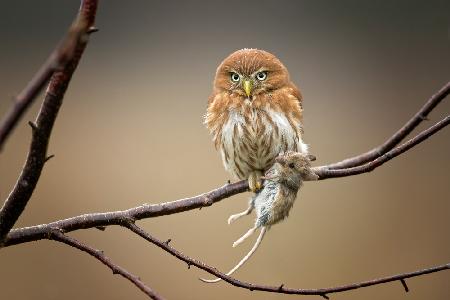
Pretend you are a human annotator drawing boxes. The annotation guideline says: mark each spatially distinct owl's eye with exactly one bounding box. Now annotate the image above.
[288,163,295,169]
[230,73,240,82]
[256,71,267,81]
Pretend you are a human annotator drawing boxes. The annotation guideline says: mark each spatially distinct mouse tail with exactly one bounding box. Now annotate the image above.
[199,227,267,284]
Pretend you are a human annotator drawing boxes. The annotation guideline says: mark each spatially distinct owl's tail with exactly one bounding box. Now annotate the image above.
[199,226,267,284]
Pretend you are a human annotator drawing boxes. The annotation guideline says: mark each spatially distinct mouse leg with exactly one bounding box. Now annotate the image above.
[233,225,258,247]
[228,205,254,225]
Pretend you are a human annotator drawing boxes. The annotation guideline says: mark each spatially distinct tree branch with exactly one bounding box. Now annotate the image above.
[1,1,448,296]
[4,181,248,246]
[313,115,450,179]
[49,229,164,300]
[0,0,98,245]
[4,112,449,247]
[0,4,98,151]
[123,222,449,298]
[321,81,450,170]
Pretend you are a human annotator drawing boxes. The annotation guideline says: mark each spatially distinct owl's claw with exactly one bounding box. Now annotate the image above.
[248,171,263,192]
[256,180,262,190]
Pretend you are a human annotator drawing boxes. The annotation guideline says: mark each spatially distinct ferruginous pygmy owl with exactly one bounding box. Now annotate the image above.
[205,48,308,191]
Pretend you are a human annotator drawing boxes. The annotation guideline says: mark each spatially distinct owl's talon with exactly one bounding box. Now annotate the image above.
[249,182,258,193]
[256,181,262,190]
[248,171,263,192]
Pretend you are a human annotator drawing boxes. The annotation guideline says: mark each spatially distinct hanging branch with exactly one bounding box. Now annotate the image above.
[0,0,98,245]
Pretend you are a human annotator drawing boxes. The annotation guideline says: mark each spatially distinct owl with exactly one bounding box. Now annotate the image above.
[205,49,308,191]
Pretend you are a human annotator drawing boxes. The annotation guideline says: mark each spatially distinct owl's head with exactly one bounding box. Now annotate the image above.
[214,48,290,98]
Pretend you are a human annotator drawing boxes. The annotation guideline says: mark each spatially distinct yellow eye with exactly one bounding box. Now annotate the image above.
[256,71,267,81]
[230,72,240,82]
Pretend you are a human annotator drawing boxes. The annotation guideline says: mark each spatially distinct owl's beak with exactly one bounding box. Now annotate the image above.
[243,80,253,97]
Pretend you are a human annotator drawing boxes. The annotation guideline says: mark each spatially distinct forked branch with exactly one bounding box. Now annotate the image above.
[0,0,98,245]
[5,109,449,247]
[124,222,449,298]
[0,0,448,298]
[0,3,98,151]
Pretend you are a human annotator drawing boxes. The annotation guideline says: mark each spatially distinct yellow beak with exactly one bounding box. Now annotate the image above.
[243,80,252,97]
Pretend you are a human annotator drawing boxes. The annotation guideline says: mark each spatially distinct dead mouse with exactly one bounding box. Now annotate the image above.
[200,151,318,283]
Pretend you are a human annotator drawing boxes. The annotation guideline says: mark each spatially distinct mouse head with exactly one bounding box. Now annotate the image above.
[267,151,318,189]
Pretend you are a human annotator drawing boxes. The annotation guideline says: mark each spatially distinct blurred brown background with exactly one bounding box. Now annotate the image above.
[1,1,449,299]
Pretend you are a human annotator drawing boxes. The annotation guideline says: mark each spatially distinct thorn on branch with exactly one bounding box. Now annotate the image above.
[278,284,284,291]
[187,263,191,269]
[321,294,330,299]
[227,179,231,184]
[45,154,55,162]
[400,279,409,292]
[95,226,106,231]
[28,121,38,131]
[164,239,171,245]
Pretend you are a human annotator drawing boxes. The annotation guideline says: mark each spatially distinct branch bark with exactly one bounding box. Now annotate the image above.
[0,0,98,245]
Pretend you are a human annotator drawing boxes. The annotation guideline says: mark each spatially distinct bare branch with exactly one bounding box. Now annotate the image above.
[1,2,448,295]
[123,222,450,297]
[5,112,449,247]
[0,4,98,151]
[0,0,99,245]
[4,181,248,246]
[313,115,450,179]
[50,229,164,300]
[322,81,450,170]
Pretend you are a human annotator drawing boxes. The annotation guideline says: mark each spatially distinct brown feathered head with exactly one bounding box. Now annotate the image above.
[213,48,291,97]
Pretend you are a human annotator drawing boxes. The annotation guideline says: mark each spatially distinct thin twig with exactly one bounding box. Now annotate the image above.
[123,222,450,296]
[0,4,97,151]
[4,115,448,247]
[321,81,450,170]
[0,0,98,245]
[313,115,450,179]
[50,229,164,300]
